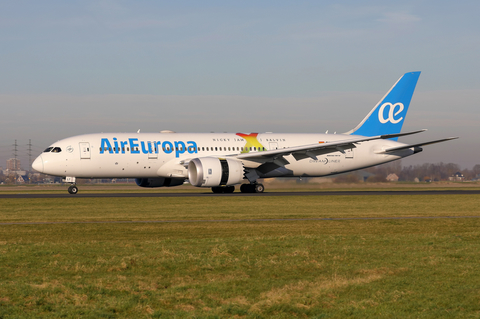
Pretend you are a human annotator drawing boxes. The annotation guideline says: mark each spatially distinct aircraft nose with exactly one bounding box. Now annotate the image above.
[32,155,44,173]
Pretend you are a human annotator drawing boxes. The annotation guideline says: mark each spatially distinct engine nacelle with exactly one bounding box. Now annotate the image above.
[135,177,184,188]
[188,157,244,187]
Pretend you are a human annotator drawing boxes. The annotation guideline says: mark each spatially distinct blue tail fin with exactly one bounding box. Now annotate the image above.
[346,71,421,140]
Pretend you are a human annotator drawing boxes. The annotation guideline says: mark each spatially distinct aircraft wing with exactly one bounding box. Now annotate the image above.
[232,130,427,165]
[378,137,459,154]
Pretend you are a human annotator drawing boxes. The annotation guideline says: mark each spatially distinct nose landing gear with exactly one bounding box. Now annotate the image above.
[68,185,79,194]
[63,177,78,194]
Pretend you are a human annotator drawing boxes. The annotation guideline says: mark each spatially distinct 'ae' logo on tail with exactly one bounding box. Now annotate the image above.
[378,102,404,124]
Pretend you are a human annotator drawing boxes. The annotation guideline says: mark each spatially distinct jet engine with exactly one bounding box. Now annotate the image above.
[188,157,244,187]
[135,177,185,188]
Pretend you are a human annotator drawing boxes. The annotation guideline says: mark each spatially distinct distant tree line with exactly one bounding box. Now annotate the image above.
[334,161,480,183]
[397,163,480,182]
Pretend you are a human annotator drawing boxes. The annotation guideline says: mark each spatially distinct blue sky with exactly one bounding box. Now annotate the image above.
[1,1,479,169]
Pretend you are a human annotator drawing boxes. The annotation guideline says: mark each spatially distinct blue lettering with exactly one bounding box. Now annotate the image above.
[175,141,186,158]
[113,138,119,154]
[163,141,173,154]
[120,141,128,154]
[141,141,149,154]
[187,141,198,154]
[99,138,198,156]
[100,138,113,154]
[129,138,140,154]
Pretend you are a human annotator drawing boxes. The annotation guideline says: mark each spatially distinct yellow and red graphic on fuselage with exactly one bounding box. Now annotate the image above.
[236,133,265,153]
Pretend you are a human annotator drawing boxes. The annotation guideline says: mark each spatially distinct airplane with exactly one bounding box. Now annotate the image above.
[32,71,457,194]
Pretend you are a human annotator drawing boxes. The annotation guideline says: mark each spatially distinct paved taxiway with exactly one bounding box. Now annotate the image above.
[1,189,479,199]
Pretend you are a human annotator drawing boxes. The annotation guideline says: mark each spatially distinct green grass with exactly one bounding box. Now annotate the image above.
[1,194,480,318]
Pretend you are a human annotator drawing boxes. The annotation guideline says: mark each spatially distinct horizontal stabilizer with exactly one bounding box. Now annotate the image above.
[381,137,459,153]
[380,129,427,140]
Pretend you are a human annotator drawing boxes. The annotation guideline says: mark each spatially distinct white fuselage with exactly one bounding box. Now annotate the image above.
[33,132,414,181]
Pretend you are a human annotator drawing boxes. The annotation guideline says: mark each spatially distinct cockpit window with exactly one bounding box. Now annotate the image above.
[43,147,62,153]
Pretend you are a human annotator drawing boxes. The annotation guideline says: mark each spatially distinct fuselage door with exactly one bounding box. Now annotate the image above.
[79,142,91,159]
[148,142,158,159]
[269,142,278,150]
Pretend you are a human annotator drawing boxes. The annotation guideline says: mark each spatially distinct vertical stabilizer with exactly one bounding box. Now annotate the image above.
[345,72,421,140]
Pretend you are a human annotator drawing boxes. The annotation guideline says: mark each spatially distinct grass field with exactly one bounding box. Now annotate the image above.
[1,187,480,318]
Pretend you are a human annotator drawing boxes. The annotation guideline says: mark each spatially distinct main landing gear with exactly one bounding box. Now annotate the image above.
[68,184,79,194]
[210,183,265,194]
[211,186,235,193]
[240,183,265,193]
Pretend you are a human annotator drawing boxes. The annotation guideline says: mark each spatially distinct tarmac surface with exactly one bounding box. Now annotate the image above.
[1,189,480,198]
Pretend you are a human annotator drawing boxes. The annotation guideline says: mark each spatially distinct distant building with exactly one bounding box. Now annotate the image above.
[449,172,465,182]
[7,158,21,171]
[386,173,399,182]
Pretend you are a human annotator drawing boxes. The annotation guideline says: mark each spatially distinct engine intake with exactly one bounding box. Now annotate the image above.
[188,157,244,187]
[135,177,184,188]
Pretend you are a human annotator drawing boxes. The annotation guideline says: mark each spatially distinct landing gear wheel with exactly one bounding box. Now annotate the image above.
[240,184,253,193]
[254,183,265,193]
[68,185,78,194]
[240,183,264,193]
[224,186,235,193]
[211,186,236,194]
[212,186,223,193]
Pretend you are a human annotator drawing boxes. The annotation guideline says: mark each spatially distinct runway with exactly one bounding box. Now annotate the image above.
[1,189,479,199]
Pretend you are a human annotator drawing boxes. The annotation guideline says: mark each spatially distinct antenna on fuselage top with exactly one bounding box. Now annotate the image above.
[137,129,140,133]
